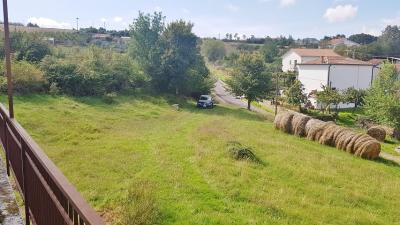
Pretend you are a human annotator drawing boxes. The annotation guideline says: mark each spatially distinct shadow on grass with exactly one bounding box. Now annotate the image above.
[374,157,400,168]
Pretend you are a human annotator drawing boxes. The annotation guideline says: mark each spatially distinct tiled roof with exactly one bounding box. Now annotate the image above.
[368,59,385,65]
[300,56,373,65]
[290,48,341,57]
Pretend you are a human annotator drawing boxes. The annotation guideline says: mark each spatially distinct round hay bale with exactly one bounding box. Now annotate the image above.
[315,122,335,143]
[305,119,324,137]
[306,120,328,141]
[333,128,352,148]
[367,126,386,142]
[353,135,375,155]
[273,113,284,130]
[319,124,339,146]
[292,114,311,137]
[336,131,355,150]
[345,133,364,153]
[357,140,381,159]
[278,112,295,133]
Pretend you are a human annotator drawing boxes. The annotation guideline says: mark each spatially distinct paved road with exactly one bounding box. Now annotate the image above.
[213,80,270,115]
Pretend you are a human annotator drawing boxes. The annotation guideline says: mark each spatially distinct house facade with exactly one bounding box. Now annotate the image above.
[282,49,379,108]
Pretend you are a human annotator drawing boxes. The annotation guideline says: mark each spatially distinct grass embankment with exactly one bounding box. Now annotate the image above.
[3,94,400,224]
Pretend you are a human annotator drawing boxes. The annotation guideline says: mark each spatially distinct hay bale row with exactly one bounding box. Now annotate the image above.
[274,112,381,160]
[367,126,386,142]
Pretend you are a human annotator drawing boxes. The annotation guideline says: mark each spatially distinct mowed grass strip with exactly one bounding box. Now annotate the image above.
[4,94,400,225]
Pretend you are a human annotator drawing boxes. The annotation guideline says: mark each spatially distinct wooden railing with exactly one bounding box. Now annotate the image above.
[0,104,106,225]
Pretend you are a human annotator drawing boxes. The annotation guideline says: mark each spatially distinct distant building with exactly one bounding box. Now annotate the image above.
[282,48,379,108]
[327,38,360,49]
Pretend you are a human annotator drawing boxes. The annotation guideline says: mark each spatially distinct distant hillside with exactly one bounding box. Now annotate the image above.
[0,24,74,33]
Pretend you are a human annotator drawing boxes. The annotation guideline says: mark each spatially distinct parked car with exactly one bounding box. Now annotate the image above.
[197,95,214,108]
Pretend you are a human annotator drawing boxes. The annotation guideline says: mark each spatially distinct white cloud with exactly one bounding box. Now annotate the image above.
[100,18,107,22]
[113,17,123,23]
[226,4,240,12]
[323,4,358,23]
[280,0,296,7]
[27,17,71,29]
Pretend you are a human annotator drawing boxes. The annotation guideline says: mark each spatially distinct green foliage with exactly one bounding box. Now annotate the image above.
[129,12,165,88]
[261,40,279,63]
[348,33,377,45]
[316,85,343,113]
[41,46,147,96]
[226,52,272,110]
[129,13,212,96]
[342,87,366,108]
[284,80,307,110]
[201,39,226,62]
[364,63,400,129]
[0,60,46,93]
[15,33,51,62]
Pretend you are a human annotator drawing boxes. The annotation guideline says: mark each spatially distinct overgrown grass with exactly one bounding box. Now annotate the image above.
[2,94,400,224]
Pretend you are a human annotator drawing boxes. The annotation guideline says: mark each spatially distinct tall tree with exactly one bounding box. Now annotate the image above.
[343,87,366,109]
[161,20,210,95]
[227,53,272,110]
[129,12,165,88]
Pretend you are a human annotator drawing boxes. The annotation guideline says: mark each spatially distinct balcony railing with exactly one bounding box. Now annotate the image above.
[0,104,106,225]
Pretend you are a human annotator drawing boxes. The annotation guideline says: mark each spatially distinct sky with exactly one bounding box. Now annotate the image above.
[3,0,400,39]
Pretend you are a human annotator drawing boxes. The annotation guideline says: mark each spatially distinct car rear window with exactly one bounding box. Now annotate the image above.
[200,97,208,100]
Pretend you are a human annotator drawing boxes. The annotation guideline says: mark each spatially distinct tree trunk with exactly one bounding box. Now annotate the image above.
[298,104,301,113]
[247,99,251,111]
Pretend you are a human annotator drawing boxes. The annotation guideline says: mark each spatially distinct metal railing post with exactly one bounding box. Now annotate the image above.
[21,141,30,225]
[2,0,15,118]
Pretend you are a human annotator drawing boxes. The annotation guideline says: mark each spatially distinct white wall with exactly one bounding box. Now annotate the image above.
[282,51,302,72]
[297,65,329,93]
[329,65,374,90]
[282,51,320,72]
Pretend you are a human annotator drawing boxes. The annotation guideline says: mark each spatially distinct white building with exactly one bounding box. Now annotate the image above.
[282,48,342,72]
[282,49,379,108]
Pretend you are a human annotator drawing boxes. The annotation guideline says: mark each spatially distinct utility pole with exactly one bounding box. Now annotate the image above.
[76,17,79,32]
[2,0,14,118]
[274,73,280,116]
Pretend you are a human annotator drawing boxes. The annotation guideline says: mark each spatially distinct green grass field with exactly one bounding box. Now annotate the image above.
[3,94,400,225]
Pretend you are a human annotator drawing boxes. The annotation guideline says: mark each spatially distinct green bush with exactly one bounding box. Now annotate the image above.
[0,60,46,94]
[41,47,148,96]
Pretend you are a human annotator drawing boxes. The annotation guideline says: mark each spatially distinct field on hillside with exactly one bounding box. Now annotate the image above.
[3,95,400,225]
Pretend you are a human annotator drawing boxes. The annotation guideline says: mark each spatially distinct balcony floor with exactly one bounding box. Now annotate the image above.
[0,156,23,225]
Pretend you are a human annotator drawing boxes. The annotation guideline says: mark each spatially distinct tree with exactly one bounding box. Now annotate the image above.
[284,80,307,112]
[160,20,206,95]
[16,34,50,62]
[261,40,279,63]
[226,53,272,110]
[316,85,343,113]
[348,33,377,45]
[129,12,165,89]
[26,22,39,28]
[364,63,400,129]
[342,87,366,109]
[201,39,226,62]
[378,25,400,55]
